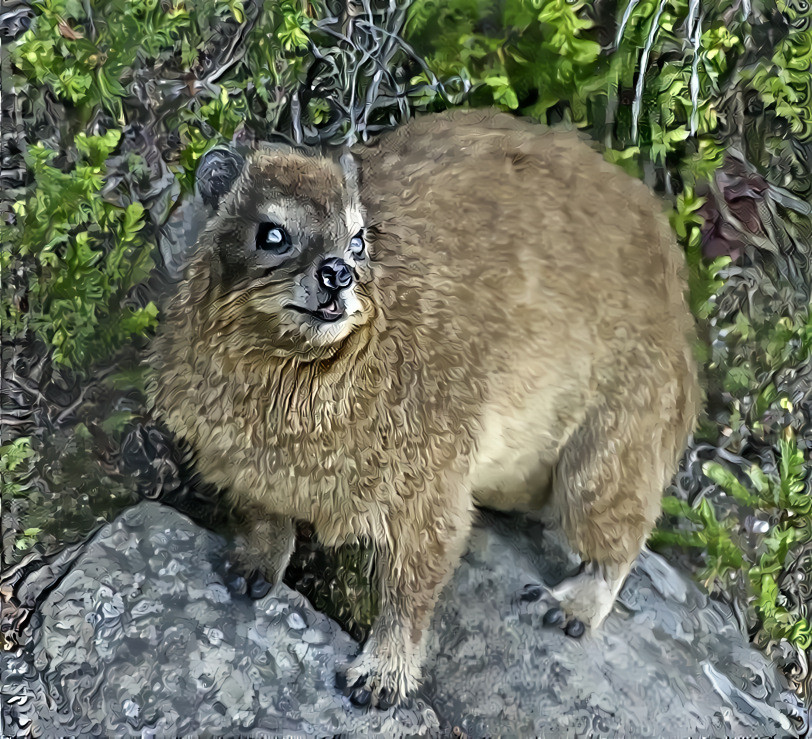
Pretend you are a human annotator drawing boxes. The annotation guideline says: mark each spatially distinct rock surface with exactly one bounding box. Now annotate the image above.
[1,502,804,737]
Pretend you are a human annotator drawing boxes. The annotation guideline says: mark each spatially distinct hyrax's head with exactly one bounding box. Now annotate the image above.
[190,144,376,361]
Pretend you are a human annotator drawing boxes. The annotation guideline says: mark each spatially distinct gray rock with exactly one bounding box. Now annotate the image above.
[1,502,804,737]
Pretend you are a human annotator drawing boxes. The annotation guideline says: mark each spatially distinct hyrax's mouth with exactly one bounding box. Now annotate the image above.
[287,297,345,323]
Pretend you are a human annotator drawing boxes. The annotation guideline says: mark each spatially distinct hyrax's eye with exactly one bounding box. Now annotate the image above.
[349,231,365,256]
[256,223,291,253]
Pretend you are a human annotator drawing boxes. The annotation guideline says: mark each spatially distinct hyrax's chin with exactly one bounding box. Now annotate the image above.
[285,289,373,349]
[287,296,346,324]
[288,304,367,349]
[243,285,373,356]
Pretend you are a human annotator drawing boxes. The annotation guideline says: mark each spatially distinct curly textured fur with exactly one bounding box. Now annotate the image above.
[147,109,701,705]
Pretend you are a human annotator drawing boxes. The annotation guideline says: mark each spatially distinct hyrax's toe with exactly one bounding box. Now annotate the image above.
[519,583,545,603]
[564,618,586,638]
[224,572,248,595]
[539,604,585,638]
[542,606,566,627]
[349,685,372,708]
[377,687,394,711]
[223,553,249,595]
[246,571,273,599]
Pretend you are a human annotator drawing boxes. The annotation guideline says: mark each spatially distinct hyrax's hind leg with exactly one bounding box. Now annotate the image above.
[530,377,694,634]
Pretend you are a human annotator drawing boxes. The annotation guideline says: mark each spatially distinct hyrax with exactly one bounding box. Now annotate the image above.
[148,109,701,707]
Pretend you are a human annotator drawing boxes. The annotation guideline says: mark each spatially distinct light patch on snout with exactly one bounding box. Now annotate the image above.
[341,285,363,318]
[340,152,366,248]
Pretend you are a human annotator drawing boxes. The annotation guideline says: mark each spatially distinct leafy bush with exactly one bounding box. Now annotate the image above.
[2,132,156,368]
[405,0,734,183]
[653,424,812,650]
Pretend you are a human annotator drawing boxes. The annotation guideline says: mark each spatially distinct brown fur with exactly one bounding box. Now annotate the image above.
[147,109,702,704]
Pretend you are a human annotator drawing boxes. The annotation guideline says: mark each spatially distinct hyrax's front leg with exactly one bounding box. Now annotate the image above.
[341,504,472,708]
[227,511,296,598]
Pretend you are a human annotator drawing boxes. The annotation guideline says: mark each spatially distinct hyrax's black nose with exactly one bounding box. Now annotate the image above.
[316,258,353,292]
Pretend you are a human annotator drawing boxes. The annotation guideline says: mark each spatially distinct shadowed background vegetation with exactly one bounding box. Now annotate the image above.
[1,0,811,703]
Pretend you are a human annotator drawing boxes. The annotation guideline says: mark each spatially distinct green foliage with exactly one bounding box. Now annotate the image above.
[12,0,193,118]
[2,423,142,563]
[168,1,327,192]
[742,0,812,141]
[707,306,812,448]
[2,133,157,369]
[670,186,730,320]
[654,427,812,650]
[6,0,337,369]
[404,0,736,183]
[1,438,42,551]
[0,437,37,479]
[406,0,602,118]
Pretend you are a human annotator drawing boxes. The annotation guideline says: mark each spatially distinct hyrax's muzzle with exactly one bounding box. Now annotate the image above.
[317,257,354,292]
[314,257,354,322]
[286,257,355,323]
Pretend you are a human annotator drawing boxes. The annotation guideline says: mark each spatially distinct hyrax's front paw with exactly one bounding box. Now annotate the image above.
[225,516,295,598]
[223,548,275,599]
[338,635,421,710]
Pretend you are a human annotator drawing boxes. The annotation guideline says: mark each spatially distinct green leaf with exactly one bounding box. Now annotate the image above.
[702,461,759,506]
[0,438,37,472]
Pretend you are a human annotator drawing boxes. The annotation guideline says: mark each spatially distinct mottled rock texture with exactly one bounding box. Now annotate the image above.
[1,502,802,737]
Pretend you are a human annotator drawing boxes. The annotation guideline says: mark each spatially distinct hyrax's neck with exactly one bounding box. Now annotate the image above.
[205,321,382,438]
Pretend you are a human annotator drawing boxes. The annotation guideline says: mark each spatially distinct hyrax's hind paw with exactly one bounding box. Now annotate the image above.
[335,671,396,710]
[520,560,630,636]
[519,584,586,638]
[227,515,296,595]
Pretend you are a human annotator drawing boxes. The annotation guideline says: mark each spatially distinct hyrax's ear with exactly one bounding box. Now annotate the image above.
[195,146,246,209]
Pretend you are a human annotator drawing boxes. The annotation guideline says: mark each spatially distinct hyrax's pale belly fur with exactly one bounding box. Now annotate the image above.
[149,109,701,706]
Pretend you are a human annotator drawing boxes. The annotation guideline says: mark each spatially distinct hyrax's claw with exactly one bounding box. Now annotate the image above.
[564,618,586,639]
[350,687,372,707]
[334,671,350,692]
[377,688,393,711]
[520,584,544,603]
[246,572,273,599]
[224,572,247,595]
[222,554,249,595]
[542,606,566,627]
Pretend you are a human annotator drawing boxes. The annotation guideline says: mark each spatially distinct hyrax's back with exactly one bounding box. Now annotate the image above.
[355,110,700,625]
